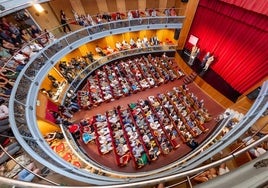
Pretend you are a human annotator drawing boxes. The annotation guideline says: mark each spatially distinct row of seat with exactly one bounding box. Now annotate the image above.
[77,85,211,169]
[77,54,184,109]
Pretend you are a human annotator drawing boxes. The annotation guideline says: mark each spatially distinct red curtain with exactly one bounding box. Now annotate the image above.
[187,0,268,93]
[220,0,268,16]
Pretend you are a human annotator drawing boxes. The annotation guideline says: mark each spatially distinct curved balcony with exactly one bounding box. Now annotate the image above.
[8,16,184,184]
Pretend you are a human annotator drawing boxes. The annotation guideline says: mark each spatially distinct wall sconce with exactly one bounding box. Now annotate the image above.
[33,3,44,13]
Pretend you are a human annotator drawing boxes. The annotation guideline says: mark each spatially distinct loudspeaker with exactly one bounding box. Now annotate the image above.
[181,0,188,2]
[174,29,180,40]
[247,87,261,100]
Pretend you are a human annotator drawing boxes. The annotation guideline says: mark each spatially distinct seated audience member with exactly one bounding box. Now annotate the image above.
[58,105,73,119]
[30,25,41,38]
[116,12,122,20]
[0,46,12,60]
[0,154,31,178]
[106,46,114,54]
[194,168,217,183]
[129,38,136,48]
[127,10,133,20]
[0,28,12,43]
[218,163,230,175]
[44,29,57,44]
[0,142,21,165]
[163,8,170,16]
[44,132,64,142]
[157,183,165,188]
[249,146,266,158]
[151,8,157,17]
[95,45,106,56]
[0,39,19,52]
[102,13,111,22]
[0,68,20,81]
[122,40,130,49]
[8,22,21,37]
[0,98,9,131]
[115,41,123,51]
[170,7,177,16]
[10,33,23,47]
[21,29,32,43]
[15,162,40,182]
[86,51,95,62]
[68,124,81,139]
[187,139,199,150]
[144,8,150,17]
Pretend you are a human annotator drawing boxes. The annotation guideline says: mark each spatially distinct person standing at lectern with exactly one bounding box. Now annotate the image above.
[201,52,210,68]
[203,55,214,71]
[188,45,200,66]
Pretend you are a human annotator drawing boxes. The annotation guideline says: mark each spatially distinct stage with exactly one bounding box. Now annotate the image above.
[178,50,241,102]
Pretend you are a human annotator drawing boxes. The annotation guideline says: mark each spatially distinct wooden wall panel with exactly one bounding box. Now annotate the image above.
[122,31,139,42]
[27,2,59,31]
[156,29,175,42]
[70,0,86,15]
[81,0,99,15]
[125,0,139,11]
[96,0,109,13]
[159,0,168,9]
[105,34,122,49]
[85,42,99,55]
[49,0,73,21]
[167,0,176,8]
[78,45,90,57]
[138,0,146,11]
[106,0,118,13]
[146,0,159,9]
[62,49,82,61]
[116,0,127,12]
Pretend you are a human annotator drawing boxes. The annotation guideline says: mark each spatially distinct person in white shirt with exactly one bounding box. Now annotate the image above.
[106,46,114,53]
[251,146,266,158]
[218,163,230,175]
[151,9,157,17]
[115,41,122,50]
[203,55,214,71]
[127,11,133,20]
[95,45,106,56]
[129,38,136,48]
[145,8,150,17]
[136,38,142,48]
[0,98,9,130]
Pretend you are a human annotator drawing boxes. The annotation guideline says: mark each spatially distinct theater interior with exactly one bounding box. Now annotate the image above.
[0,0,267,187]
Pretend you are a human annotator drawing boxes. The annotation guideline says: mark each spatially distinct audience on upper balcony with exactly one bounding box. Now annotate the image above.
[0,97,9,126]
[170,7,177,16]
